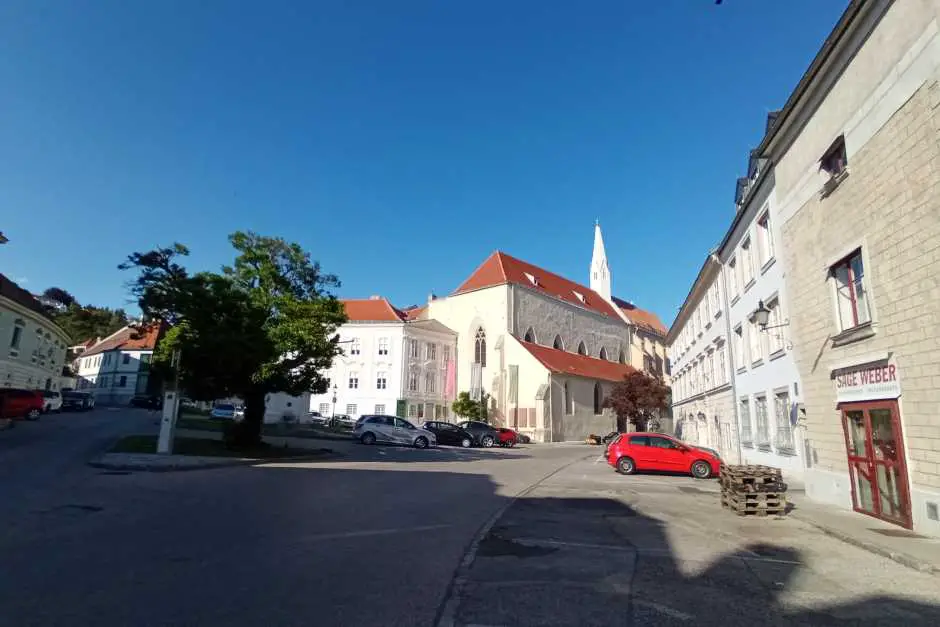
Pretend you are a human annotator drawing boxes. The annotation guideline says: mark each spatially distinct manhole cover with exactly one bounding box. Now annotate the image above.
[869,528,928,539]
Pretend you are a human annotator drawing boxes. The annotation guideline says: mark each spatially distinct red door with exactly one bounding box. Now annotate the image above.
[840,401,912,528]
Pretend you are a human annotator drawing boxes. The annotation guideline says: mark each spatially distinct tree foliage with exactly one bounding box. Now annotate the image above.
[603,371,670,432]
[451,391,490,421]
[119,232,347,446]
[50,302,129,343]
[42,287,77,308]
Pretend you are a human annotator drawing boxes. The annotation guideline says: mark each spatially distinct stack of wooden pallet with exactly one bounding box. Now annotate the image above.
[719,464,788,517]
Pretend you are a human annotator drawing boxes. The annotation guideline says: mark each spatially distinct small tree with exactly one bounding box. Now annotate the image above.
[604,371,670,432]
[451,391,489,421]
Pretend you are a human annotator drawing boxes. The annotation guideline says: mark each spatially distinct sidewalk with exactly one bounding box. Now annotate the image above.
[786,487,940,575]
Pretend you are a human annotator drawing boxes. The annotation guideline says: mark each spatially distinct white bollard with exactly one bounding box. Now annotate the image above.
[157,391,179,454]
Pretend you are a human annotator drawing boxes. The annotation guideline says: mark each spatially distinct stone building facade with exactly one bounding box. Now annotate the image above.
[767,0,940,534]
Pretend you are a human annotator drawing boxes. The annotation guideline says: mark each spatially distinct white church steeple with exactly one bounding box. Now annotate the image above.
[590,220,612,302]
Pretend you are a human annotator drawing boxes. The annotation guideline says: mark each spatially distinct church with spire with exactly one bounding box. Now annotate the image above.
[389,221,671,442]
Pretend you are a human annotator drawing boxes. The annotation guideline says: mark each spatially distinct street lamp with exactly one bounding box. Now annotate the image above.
[330,383,338,419]
[752,300,790,331]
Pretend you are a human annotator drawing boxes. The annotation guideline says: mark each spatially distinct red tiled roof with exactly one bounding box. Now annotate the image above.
[613,297,668,337]
[518,340,636,383]
[82,323,164,357]
[453,251,623,320]
[402,305,427,321]
[341,298,406,322]
[0,273,51,321]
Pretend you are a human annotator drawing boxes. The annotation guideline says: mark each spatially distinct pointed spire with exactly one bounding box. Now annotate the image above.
[590,222,611,302]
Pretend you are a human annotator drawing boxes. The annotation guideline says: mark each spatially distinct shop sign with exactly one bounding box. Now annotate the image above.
[834,360,901,402]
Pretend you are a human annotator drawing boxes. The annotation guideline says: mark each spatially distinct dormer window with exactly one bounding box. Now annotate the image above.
[572,291,585,304]
[524,272,540,287]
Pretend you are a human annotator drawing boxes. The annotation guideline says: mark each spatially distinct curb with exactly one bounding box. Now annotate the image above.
[433,453,596,627]
[791,512,939,576]
[88,449,337,473]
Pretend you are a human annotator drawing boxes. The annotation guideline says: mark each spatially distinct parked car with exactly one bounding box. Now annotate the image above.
[497,427,519,447]
[0,388,44,420]
[457,420,500,448]
[61,391,95,411]
[306,411,328,425]
[130,395,163,410]
[330,413,354,428]
[421,421,473,448]
[354,415,437,449]
[41,390,63,413]
[606,432,721,479]
[210,403,239,420]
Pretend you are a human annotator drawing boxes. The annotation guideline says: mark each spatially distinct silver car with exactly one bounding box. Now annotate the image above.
[353,415,437,449]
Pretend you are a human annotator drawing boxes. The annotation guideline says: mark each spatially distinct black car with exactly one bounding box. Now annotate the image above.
[457,420,500,448]
[421,421,474,448]
[130,395,163,410]
[62,391,95,411]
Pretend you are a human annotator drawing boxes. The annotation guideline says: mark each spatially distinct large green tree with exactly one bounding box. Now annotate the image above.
[48,299,129,343]
[119,232,347,446]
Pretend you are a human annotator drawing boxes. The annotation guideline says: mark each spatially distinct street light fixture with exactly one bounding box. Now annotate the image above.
[752,299,790,331]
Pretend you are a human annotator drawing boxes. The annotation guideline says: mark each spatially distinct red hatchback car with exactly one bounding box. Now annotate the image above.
[0,388,44,421]
[606,432,720,479]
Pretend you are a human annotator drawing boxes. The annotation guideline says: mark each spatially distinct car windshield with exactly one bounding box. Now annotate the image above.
[215,404,234,411]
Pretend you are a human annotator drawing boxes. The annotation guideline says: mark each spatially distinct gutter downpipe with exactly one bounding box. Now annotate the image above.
[712,251,743,465]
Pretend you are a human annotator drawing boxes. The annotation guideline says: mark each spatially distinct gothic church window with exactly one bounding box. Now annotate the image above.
[474,328,487,367]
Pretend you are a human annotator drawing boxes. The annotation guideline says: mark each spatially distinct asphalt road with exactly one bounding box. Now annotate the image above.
[3,414,940,626]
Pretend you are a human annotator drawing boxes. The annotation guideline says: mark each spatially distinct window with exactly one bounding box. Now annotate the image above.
[410,339,419,359]
[118,375,127,387]
[706,352,715,390]
[766,299,785,354]
[553,335,564,350]
[593,382,603,415]
[425,372,435,394]
[564,382,573,414]
[375,404,385,415]
[741,238,754,286]
[416,404,425,419]
[649,436,677,449]
[755,396,770,447]
[426,343,436,360]
[758,212,774,266]
[748,320,762,364]
[728,258,738,297]
[100,376,109,388]
[408,404,417,418]
[442,345,450,362]
[378,338,389,356]
[618,349,626,364]
[643,355,655,373]
[474,328,486,366]
[577,341,586,356]
[820,134,847,178]
[831,249,871,331]
[408,371,418,392]
[349,338,361,356]
[774,391,794,452]
[711,282,721,317]
[523,327,536,343]
[348,374,359,389]
[346,404,357,416]
[703,292,711,321]
[122,353,130,365]
[740,399,752,445]
[10,319,24,352]
[717,346,727,385]
[734,325,744,370]
[524,272,539,286]
[599,346,608,361]
[376,372,387,390]
[319,403,330,414]
[629,435,650,446]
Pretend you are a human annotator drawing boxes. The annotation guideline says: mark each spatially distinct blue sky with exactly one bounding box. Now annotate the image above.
[0,0,847,325]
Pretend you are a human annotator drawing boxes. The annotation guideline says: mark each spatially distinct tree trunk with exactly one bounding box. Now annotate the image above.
[240,389,267,446]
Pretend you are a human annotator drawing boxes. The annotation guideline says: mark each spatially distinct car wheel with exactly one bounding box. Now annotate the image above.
[460,437,472,448]
[360,432,376,445]
[26,408,41,421]
[691,460,712,479]
[507,439,516,448]
[617,456,636,475]
[481,435,495,448]
[414,436,429,449]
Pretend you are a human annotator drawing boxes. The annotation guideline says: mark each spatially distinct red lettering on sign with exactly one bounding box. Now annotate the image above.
[888,364,897,381]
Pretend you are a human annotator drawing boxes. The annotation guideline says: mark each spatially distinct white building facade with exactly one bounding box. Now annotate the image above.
[719,152,805,479]
[73,324,162,404]
[667,259,738,462]
[1,274,71,392]
[307,298,459,422]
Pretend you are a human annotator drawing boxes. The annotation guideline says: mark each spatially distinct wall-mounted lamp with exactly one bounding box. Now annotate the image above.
[753,300,790,331]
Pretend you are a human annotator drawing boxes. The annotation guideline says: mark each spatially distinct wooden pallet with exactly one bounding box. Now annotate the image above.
[721,491,787,516]
[720,464,782,480]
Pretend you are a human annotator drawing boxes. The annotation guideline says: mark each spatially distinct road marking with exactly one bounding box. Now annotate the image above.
[299,524,451,543]
[634,600,693,621]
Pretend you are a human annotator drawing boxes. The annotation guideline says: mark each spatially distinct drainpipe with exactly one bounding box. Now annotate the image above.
[713,252,743,465]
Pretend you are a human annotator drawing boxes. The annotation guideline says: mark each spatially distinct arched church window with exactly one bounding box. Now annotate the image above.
[564,382,573,414]
[593,382,603,415]
[553,335,564,350]
[523,327,536,343]
[618,349,626,364]
[577,341,587,356]
[599,347,608,361]
[474,328,487,367]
